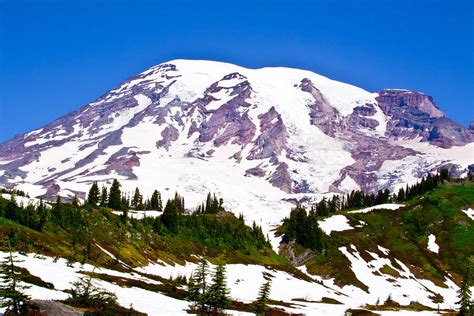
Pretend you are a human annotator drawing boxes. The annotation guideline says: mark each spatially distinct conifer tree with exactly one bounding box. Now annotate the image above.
[107,179,122,210]
[457,267,472,316]
[67,272,117,308]
[161,199,179,233]
[4,194,18,221]
[100,186,108,207]
[132,187,142,210]
[87,182,100,206]
[186,272,201,311]
[150,190,162,211]
[0,232,30,314]
[253,279,272,315]
[188,256,209,313]
[205,262,230,314]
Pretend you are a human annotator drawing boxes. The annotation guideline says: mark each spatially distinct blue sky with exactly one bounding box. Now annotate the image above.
[0,0,473,142]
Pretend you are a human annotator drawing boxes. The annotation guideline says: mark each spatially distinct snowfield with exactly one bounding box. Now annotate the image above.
[0,248,461,315]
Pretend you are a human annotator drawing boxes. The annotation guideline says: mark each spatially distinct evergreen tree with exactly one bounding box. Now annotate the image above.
[67,273,117,309]
[0,233,30,314]
[4,195,18,221]
[87,182,100,206]
[186,271,201,311]
[161,199,179,233]
[100,186,108,207]
[205,263,230,314]
[189,256,209,313]
[107,179,122,210]
[150,190,162,211]
[457,267,472,316]
[253,279,272,315]
[131,188,142,210]
[71,195,79,208]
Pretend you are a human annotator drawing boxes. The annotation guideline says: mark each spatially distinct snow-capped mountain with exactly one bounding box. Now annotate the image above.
[0,59,473,238]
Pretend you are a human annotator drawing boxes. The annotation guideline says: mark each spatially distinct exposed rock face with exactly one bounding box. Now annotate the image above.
[248,106,287,161]
[0,59,472,202]
[29,300,83,316]
[377,89,444,118]
[376,89,474,148]
[300,78,340,136]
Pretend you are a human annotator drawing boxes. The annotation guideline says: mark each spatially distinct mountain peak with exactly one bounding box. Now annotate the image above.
[0,59,472,214]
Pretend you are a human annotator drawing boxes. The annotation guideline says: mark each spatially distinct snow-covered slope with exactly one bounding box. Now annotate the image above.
[0,251,462,316]
[0,59,473,249]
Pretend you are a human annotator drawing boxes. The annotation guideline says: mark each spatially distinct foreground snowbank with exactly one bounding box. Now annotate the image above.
[0,250,461,315]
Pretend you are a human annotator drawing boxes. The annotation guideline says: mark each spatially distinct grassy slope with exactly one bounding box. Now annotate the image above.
[305,182,474,289]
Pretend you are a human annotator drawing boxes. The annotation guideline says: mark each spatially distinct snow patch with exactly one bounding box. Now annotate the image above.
[462,208,473,220]
[318,215,353,235]
[427,234,439,254]
[348,203,404,214]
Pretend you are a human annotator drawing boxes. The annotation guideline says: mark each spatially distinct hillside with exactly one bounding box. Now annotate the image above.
[0,178,473,315]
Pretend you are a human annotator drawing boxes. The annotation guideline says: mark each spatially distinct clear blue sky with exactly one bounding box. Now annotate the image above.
[1,0,473,142]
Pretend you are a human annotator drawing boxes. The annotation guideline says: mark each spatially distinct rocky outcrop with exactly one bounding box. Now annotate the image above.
[376,89,473,148]
[300,78,340,136]
[198,77,256,146]
[377,89,444,118]
[29,300,83,316]
[268,162,292,193]
[247,106,287,161]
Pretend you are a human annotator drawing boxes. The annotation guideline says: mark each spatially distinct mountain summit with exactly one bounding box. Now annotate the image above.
[0,59,472,228]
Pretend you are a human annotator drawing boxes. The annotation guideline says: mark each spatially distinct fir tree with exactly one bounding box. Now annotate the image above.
[132,187,142,210]
[161,199,179,233]
[0,233,30,315]
[100,186,108,207]
[253,279,272,315]
[4,194,18,221]
[87,182,100,206]
[189,256,209,313]
[150,190,162,211]
[67,272,117,309]
[186,271,201,311]
[205,263,230,314]
[107,179,122,210]
[457,267,472,316]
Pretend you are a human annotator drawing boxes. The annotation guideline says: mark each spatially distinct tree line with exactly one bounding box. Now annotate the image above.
[311,169,451,217]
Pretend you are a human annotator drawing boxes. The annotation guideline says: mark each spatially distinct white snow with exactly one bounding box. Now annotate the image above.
[318,215,353,235]
[427,234,439,254]
[0,245,463,315]
[348,203,404,214]
[462,208,474,220]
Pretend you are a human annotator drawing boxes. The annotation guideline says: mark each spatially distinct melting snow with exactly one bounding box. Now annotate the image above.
[427,234,439,254]
[348,203,404,214]
[462,208,474,220]
[318,215,353,235]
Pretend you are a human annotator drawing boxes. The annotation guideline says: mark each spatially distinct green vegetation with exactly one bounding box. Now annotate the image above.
[279,206,325,252]
[301,180,474,290]
[187,256,231,315]
[0,180,297,314]
[457,267,472,316]
[0,251,31,315]
[252,279,272,315]
[311,169,449,216]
